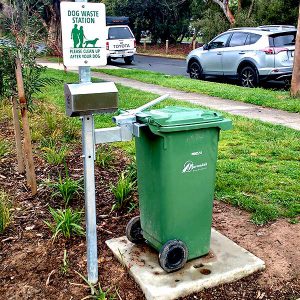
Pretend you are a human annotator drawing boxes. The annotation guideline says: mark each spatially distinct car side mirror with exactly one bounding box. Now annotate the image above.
[203,43,209,50]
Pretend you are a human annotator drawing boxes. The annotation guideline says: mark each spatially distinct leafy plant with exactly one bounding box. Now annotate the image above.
[42,144,68,165]
[110,172,134,211]
[61,118,80,143]
[126,156,137,183]
[76,271,116,300]
[49,172,83,206]
[0,139,9,159]
[44,207,84,240]
[60,249,69,275]
[0,191,11,234]
[95,144,114,168]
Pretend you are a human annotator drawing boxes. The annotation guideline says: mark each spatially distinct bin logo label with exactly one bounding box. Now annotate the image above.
[182,161,208,173]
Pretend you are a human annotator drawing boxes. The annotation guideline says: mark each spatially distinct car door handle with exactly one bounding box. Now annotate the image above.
[239,52,245,54]
[217,52,222,55]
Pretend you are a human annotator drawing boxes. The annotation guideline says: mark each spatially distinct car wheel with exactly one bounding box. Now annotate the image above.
[159,239,188,273]
[124,56,134,65]
[239,66,259,88]
[126,216,145,244]
[189,61,203,80]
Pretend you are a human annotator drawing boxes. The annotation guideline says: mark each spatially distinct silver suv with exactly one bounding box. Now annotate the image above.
[186,25,296,87]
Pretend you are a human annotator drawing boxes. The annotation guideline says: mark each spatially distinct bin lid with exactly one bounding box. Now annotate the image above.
[136,106,232,132]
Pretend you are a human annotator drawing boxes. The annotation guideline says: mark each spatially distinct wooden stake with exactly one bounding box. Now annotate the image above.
[11,96,25,173]
[15,57,37,195]
[193,40,196,50]
[291,5,300,97]
[143,40,146,51]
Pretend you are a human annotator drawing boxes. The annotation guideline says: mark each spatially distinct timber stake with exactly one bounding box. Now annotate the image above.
[15,57,37,195]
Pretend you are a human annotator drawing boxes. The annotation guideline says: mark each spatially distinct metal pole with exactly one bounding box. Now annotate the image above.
[76,0,98,284]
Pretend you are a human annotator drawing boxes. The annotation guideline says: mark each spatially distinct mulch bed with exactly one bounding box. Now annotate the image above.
[0,115,299,300]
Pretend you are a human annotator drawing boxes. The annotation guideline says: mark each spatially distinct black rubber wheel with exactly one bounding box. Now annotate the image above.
[107,57,112,64]
[126,216,145,244]
[239,65,259,88]
[124,56,134,65]
[159,240,188,273]
[189,61,203,80]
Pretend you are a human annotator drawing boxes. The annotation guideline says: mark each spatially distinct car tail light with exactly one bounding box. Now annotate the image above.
[261,47,288,55]
[134,39,136,48]
[106,41,109,50]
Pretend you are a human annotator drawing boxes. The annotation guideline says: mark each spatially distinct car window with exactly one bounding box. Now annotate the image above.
[229,32,248,47]
[108,27,133,39]
[269,32,296,47]
[245,33,261,45]
[209,33,231,49]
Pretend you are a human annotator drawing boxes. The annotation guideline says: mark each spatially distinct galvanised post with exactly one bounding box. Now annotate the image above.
[76,0,98,285]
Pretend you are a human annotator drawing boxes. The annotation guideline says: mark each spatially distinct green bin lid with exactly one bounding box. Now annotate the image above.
[136,106,232,132]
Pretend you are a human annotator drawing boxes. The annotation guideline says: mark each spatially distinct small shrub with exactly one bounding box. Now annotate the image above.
[95,144,114,168]
[0,139,9,159]
[44,207,84,240]
[0,191,11,233]
[48,172,83,206]
[60,249,69,275]
[110,172,133,211]
[42,144,68,165]
[76,271,116,300]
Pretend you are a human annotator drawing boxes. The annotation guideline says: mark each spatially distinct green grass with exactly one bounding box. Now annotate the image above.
[0,191,11,233]
[37,68,300,224]
[0,139,10,159]
[45,207,84,240]
[47,171,83,206]
[92,68,300,113]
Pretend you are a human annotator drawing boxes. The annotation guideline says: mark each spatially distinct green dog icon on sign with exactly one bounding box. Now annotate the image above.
[71,24,99,48]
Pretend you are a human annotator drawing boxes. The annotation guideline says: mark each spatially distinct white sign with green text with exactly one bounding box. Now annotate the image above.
[60,2,106,67]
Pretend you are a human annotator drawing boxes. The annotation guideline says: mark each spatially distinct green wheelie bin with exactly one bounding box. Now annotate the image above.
[126,106,232,272]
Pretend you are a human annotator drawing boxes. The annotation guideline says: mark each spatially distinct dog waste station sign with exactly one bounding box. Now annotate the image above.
[61,2,106,66]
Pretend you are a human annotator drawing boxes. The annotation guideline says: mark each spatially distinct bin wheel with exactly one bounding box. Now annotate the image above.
[126,216,145,244]
[159,240,188,273]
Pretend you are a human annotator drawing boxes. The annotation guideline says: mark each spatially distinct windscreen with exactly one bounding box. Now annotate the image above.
[108,27,133,40]
[269,32,296,47]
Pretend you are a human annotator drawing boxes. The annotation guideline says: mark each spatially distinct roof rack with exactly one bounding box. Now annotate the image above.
[227,27,268,32]
[257,25,296,31]
[106,16,129,26]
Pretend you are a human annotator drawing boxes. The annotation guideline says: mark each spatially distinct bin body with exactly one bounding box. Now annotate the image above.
[135,106,231,260]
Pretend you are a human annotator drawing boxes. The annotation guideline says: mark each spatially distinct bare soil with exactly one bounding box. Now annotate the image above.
[0,118,299,300]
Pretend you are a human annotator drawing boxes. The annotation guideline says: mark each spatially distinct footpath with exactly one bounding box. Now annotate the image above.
[40,61,300,131]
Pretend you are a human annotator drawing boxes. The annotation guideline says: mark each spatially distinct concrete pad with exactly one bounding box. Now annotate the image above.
[106,228,265,300]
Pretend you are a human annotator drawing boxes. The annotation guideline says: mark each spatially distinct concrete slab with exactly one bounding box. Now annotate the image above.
[106,229,265,300]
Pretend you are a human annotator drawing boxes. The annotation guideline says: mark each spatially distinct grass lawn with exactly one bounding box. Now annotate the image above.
[93,68,300,113]
[37,68,300,224]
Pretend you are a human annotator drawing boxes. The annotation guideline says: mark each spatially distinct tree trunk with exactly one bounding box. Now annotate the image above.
[247,0,255,18]
[212,0,235,24]
[15,57,37,195]
[238,0,242,13]
[291,5,300,97]
[11,96,25,173]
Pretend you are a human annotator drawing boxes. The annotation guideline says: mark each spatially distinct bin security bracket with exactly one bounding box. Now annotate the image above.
[65,80,168,284]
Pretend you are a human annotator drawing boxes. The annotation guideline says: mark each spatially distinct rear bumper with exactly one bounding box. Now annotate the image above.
[259,72,292,82]
[258,66,293,81]
[107,49,136,58]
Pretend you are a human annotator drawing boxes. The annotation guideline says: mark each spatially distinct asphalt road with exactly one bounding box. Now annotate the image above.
[109,54,288,89]
[109,54,187,76]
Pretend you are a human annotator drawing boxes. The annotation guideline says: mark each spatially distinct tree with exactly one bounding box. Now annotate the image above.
[291,4,300,97]
[0,0,52,195]
[104,0,192,43]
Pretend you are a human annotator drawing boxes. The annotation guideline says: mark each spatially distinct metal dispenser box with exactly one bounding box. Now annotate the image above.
[64,82,118,117]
